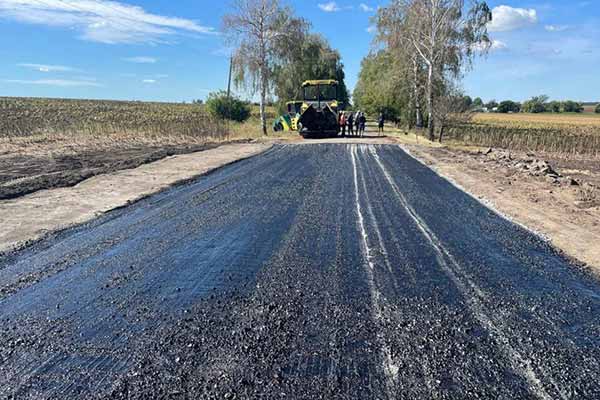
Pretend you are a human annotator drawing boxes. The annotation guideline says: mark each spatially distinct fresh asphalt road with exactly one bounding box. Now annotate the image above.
[1,144,599,399]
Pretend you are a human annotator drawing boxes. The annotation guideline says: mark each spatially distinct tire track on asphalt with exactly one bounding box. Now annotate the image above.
[369,145,562,400]
[350,144,399,398]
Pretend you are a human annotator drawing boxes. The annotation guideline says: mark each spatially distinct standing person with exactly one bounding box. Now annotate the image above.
[339,112,346,137]
[347,112,354,136]
[359,112,367,137]
[378,112,385,135]
[355,111,361,137]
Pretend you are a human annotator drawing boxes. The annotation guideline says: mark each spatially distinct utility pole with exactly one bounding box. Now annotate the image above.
[226,55,233,99]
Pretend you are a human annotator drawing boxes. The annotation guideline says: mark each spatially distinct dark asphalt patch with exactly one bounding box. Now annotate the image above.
[1,144,599,399]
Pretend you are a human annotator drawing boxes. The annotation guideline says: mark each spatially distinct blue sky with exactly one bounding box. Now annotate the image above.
[0,0,598,103]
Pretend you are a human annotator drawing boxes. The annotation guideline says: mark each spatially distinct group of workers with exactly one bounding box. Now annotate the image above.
[338,111,385,137]
[339,111,366,137]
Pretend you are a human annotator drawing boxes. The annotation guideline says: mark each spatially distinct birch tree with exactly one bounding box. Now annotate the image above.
[378,0,491,140]
[376,4,424,128]
[223,0,306,135]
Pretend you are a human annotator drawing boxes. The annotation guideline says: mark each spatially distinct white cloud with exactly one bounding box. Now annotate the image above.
[18,63,78,72]
[359,3,374,12]
[3,79,101,87]
[545,25,569,32]
[490,40,508,51]
[124,56,157,64]
[318,2,340,12]
[472,39,507,53]
[0,0,216,44]
[142,79,156,84]
[487,5,537,32]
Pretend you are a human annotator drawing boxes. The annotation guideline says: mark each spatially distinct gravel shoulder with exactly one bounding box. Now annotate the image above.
[0,142,270,253]
[403,143,600,274]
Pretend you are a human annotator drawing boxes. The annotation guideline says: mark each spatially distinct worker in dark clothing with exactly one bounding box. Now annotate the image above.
[347,112,354,136]
[378,113,385,135]
[355,111,361,137]
[359,112,367,137]
[339,112,346,137]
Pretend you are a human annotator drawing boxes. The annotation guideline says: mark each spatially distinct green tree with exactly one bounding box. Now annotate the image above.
[595,104,600,114]
[206,91,251,122]
[485,100,498,110]
[223,0,308,135]
[353,50,409,123]
[521,95,549,113]
[547,101,561,113]
[273,34,349,111]
[562,100,583,113]
[497,100,520,113]
[375,0,492,140]
[462,96,473,109]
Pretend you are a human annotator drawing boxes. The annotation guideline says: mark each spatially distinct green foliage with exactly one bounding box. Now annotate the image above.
[497,100,521,113]
[547,101,561,113]
[273,34,350,111]
[562,100,583,113]
[490,98,586,114]
[521,95,549,113]
[352,51,408,122]
[473,97,484,108]
[206,91,251,122]
[462,96,473,109]
[596,104,600,114]
[485,100,498,110]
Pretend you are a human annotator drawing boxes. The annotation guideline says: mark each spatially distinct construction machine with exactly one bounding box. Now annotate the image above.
[297,80,339,138]
[273,101,303,132]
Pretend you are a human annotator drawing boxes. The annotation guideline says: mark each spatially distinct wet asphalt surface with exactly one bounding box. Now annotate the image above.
[1,144,600,399]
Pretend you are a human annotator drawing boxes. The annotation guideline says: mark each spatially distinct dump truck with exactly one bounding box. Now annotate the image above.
[297,80,339,138]
[273,101,303,132]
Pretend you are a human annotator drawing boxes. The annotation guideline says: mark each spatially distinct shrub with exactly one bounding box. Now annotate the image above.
[562,100,584,113]
[596,104,600,114]
[206,91,251,122]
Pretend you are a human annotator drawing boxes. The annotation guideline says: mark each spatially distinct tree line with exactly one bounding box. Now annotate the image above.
[354,0,493,142]
[470,96,587,114]
[218,0,349,134]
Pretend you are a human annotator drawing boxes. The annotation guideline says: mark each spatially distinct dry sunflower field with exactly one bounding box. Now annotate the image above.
[446,112,600,157]
[0,97,229,141]
[0,97,277,200]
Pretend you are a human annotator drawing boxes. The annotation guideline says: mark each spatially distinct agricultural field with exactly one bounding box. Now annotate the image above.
[0,97,281,200]
[446,112,600,157]
[0,97,226,139]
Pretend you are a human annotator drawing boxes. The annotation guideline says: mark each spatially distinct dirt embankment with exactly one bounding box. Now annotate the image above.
[0,139,256,200]
[404,144,600,273]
